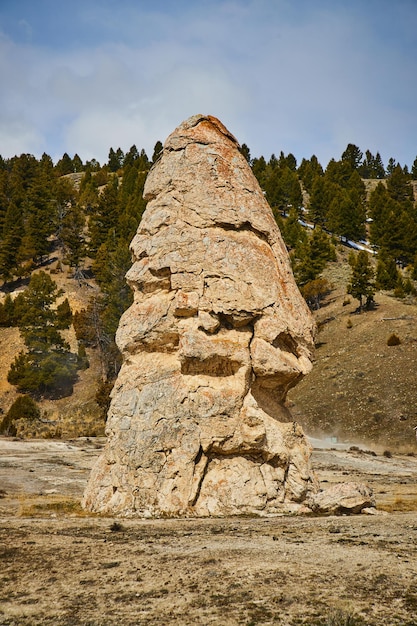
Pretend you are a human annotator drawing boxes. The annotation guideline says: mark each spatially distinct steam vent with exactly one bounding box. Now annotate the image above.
[83,114,319,517]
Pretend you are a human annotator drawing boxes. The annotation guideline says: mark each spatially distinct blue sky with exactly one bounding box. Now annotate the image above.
[0,0,416,169]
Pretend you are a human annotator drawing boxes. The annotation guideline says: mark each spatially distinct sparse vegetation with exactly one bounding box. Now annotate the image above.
[0,395,40,436]
[325,609,363,626]
[18,495,86,517]
[1,431,416,624]
[301,277,331,310]
[378,494,417,512]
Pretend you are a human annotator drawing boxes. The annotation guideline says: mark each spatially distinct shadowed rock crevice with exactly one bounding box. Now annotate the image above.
[180,356,242,377]
[215,221,270,243]
[272,332,300,357]
[83,114,374,518]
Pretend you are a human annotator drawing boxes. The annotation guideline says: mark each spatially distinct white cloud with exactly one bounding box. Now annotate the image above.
[0,114,43,156]
[0,1,416,168]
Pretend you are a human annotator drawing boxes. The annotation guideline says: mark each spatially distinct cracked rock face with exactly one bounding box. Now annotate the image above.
[83,114,318,517]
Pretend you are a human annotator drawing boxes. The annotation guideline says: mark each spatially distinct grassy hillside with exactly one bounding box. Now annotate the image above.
[0,257,106,438]
[289,249,417,452]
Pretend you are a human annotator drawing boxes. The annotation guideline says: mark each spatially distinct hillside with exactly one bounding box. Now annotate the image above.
[0,257,106,438]
[289,248,417,452]
[1,242,417,451]
[1,146,417,450]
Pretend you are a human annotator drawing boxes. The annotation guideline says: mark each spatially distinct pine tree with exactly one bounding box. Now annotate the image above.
[72,154,84,172]
[368,183,391,247]
[88,176,120,253]
[411,157,417,179]
[347,250,376,311]
[108,147,123,172]
[325,159,354,187]
[386,164,413,204]
[262,165,302,214]
[0,395,40,436]
[298,155,323,193]
[60,203,86,272]
[281,207,307,250]
[386,157,397,176]
[341,143,363,170]
[285,153,297,171]
[7,271,78,396]
[39,153,54,177]
[375,252,401,290]
[251,156,267,187]
[55,153,74,176]
[8,154,39,207]
[56,297,73,329]
[308,177,330,226]
[123,145,140,168]
[152,141,163,163]
[19,168,57,264]
[293,227,335,286]
[0,201,24,280]
[0,294,16,326]
[359,150,385,179]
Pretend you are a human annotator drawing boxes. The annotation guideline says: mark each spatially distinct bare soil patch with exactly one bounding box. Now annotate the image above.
[1,437,416,625]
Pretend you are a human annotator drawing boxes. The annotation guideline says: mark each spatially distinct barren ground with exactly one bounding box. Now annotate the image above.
[1,437,417,625]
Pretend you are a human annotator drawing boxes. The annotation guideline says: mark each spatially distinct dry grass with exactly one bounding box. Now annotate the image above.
[377,494,417,513]
[18,494,88,517]
[14,407,105,439]
[289,248,417,451]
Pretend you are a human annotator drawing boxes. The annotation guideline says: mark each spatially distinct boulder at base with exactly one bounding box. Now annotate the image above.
[309,482,376,515]
[83,114,374,517]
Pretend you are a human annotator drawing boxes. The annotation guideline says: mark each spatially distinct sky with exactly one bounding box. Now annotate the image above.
[0,0,416,169]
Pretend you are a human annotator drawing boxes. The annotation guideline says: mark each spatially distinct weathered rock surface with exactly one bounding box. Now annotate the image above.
[309,482,376,515]
[83,114,321,517]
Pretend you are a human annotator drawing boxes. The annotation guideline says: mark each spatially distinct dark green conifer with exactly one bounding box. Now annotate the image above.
[347,250,376,311]
[152,141,163,163]
[7,271,77,396]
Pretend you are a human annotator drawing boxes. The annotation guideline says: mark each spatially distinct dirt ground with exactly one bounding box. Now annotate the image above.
[1,437,417,626]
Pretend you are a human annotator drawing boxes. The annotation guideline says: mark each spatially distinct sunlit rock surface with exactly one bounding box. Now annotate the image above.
[83,114,320,517]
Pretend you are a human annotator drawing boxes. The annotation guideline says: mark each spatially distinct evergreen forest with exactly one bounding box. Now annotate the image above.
[1,139,417,419]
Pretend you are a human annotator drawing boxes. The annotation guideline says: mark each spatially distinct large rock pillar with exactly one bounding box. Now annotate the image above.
[83,114,318,517]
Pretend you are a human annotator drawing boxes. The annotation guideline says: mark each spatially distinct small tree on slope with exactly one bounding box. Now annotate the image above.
[347,250,376,312]
[7,271,77,396]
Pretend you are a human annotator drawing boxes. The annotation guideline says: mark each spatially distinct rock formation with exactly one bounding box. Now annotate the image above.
[309,482,376,515]
[83,114,372,517]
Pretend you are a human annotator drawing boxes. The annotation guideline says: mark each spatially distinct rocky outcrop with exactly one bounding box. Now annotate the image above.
[83,114,358,517]
[309,482,376,515]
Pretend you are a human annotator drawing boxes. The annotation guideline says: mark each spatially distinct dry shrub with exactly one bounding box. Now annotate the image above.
[325,608,363,625]
[387,333,401,346]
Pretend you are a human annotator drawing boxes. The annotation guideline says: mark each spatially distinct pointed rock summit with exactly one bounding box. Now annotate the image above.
[83,114,319,517]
